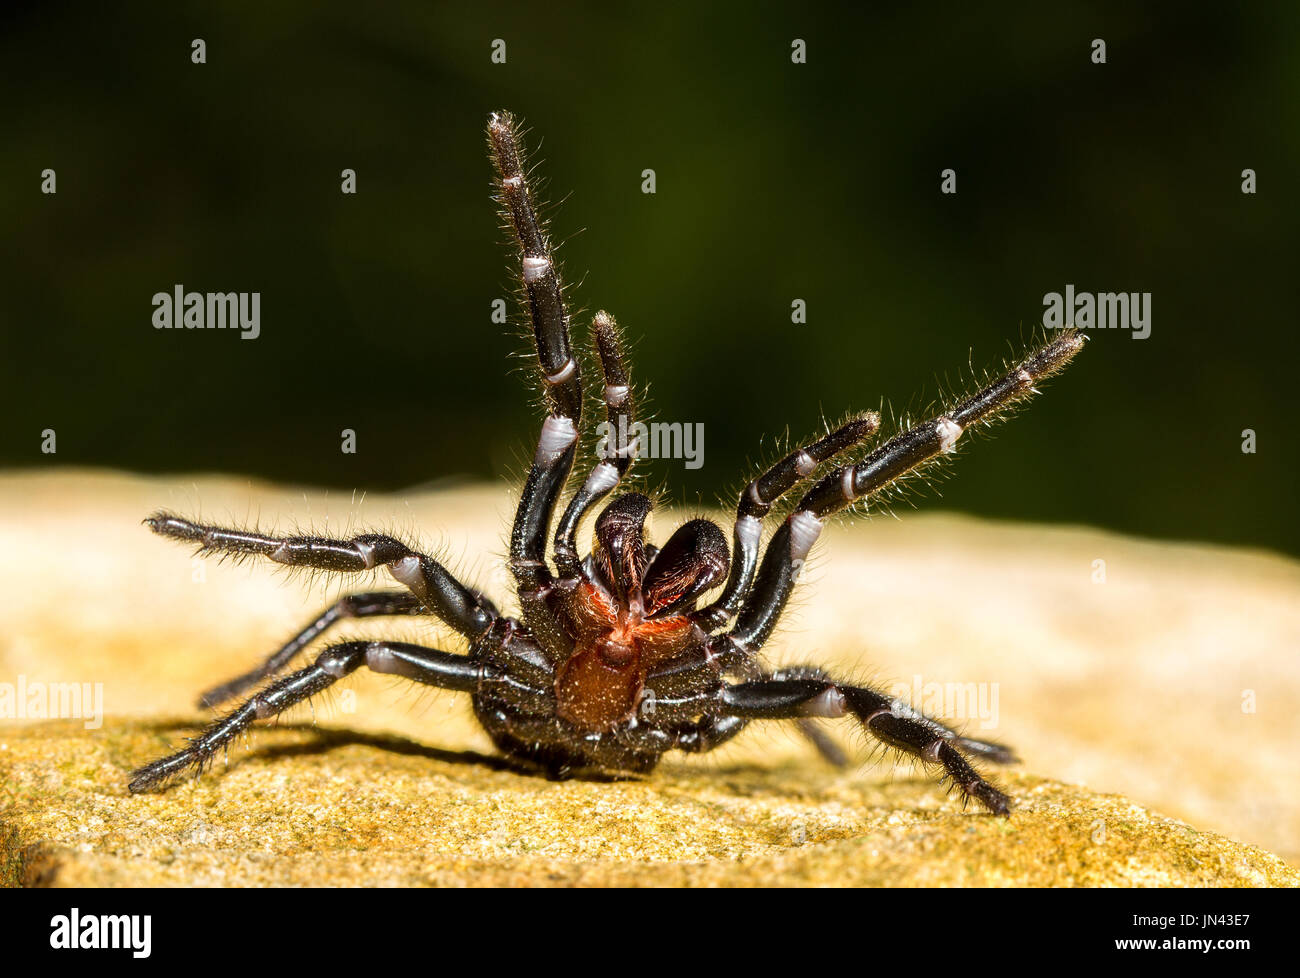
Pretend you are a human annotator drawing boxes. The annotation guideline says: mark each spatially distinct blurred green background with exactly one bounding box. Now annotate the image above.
[3,3,1297,555]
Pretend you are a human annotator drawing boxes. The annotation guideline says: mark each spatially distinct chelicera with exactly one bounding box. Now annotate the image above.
[130,111,1085,815]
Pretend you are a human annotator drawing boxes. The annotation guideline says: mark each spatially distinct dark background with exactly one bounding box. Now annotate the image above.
[3,3,1297,554]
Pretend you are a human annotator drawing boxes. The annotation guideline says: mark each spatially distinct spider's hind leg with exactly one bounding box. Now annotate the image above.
[129,640,479,793]
[196,590,428,708]
[719,673,1016,815]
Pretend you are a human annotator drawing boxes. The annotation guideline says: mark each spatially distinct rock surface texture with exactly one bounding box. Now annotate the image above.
[2,471,1297,886]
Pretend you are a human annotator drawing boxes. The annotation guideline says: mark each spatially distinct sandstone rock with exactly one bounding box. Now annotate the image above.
[1,471,1297,885]
[3,718,1295,887]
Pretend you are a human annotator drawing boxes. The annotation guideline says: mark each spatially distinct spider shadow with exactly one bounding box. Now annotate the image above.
[132,719,635,785]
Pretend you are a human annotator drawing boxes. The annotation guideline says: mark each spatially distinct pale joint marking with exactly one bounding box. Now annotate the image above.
[522,256,550,283]
[354,539,376,569]
[545,358,576,384]
[389,555,427,595]
[735,514,762,550]
[788,511,823,564]
[583,461,620,494]
[535,415,578,464]
[936,417,963,454]
[800,687,847,718]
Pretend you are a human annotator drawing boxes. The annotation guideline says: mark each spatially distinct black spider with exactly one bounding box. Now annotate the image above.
[129,111,1085,816]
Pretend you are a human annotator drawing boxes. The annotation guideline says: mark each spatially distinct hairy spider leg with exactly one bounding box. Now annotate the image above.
[488,111,584,664]
[720,676,1015,815]
[719,328,1085,657]
[144,516,495,641]
[553,312,637,577]
[693,414,881,633]
[695,329,1085,814]
[128,641,479,792]
[196,590,429,708]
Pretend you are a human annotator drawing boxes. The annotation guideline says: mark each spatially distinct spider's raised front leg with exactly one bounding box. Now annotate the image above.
[692,413,880,634]
[195,590,429,708]
[488,111,585,662]
[719,674,1016,815]
[145,516,495,642]
[128,640,479,792]
[715,329,1086,658]
[553,311,638,578]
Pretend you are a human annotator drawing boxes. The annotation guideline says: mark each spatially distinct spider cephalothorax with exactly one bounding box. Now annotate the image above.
[130,111,1085,816]
[557,495,729,731]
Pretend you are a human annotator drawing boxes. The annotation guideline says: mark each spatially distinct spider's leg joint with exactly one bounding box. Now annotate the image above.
[736,514,762,551]
[839,465,855,502]
[535,415,578,463]
[523,255,551,283]
[362,641,399,674]
[388,555,425,594]
[583,460,620,494]
[794,450,816,477]
[802,686,847,718]
[545,358,576,385]
[319,645,362,678]
[354,538,377,569]
[936,416,963,454]
[604,384,630,406]
[788,511,823,564]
